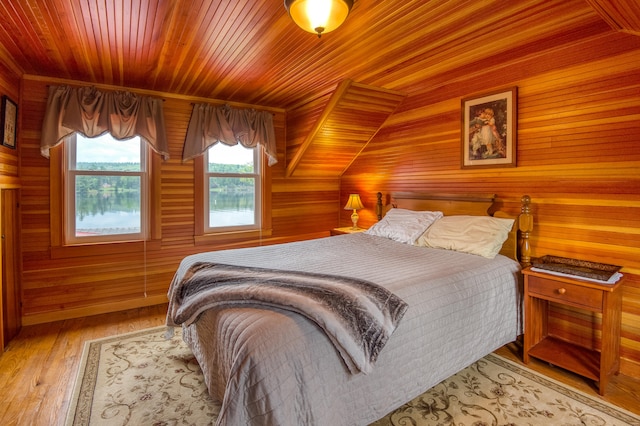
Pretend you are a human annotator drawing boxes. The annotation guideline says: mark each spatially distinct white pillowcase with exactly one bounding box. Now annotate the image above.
[414,215,515,259]
[365,208,443,244]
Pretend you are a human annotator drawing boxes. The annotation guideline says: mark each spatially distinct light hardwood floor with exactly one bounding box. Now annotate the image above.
[1,304,639,425]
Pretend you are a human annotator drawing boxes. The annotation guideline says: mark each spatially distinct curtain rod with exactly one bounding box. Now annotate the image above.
[45,84,167,101]
[190,102,277,115]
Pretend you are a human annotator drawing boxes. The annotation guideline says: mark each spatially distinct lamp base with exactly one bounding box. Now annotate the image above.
[351,210,359,230]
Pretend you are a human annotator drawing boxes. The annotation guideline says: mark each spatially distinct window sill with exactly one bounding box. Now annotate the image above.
[194,229,273,246]
[50,239,162,259]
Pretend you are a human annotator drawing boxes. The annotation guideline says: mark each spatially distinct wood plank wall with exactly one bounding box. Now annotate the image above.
[336,28,640,376]
[3,0,640,380]
[18,76,340,325]
[0,62,20,182]
[0,61,20,354]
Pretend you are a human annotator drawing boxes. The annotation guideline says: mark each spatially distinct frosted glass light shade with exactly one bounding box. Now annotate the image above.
[284,0,353,37]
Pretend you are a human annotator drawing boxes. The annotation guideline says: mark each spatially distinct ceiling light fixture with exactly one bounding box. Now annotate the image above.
[284,0,353,38]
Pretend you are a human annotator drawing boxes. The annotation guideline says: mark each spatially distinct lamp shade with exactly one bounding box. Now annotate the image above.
[344,194,364,210]
[284,0,353,37]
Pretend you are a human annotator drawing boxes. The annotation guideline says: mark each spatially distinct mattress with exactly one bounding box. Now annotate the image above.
[167,232,522,425]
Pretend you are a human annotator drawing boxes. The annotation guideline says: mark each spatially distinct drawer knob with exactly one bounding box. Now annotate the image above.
[557,288,566,295]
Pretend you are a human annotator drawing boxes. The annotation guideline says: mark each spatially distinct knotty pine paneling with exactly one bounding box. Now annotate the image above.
[18,77,340,325]
[337,27,640,376]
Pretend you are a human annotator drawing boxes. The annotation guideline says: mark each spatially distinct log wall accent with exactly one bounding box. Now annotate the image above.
[18,76,340,325]
[336,27,640,376]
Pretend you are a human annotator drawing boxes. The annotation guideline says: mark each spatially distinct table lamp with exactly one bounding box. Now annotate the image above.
[344,194,364,229]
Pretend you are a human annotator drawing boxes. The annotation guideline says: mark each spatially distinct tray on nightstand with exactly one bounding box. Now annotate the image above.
[330,227,367,235]
[532,255,621,282]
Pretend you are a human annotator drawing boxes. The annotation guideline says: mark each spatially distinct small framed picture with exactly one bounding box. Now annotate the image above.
[1,95,17,149]
[461,87,517,169]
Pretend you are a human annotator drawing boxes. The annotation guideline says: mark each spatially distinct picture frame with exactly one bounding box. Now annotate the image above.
[461,87,516,169]
[1,95,17,149]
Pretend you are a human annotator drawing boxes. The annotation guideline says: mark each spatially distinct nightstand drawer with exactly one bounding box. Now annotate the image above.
[527,275,603,310]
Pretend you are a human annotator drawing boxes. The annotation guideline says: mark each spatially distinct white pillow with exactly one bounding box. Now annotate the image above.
[365,208,443,244]
[415,215,515,259]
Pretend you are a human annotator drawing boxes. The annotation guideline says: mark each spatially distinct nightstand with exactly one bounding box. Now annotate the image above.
[522,266,624,395]
[330,227,367,236]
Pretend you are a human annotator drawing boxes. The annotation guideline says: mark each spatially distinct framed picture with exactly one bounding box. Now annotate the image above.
[1,95,17,149]
[461,87,516,169]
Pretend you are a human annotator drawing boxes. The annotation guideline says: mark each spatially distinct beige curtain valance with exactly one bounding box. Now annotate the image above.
[40,85,169,159]
[183,103,277,166]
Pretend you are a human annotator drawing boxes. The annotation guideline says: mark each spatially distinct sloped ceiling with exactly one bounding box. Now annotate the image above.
[585,0,640,35]
[0,1,635,176]
[0,0,628,111]
[286,79,406,177]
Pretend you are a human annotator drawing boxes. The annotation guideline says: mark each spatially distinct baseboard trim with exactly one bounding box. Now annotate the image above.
[620,357,640,380]
[21,295,168,326]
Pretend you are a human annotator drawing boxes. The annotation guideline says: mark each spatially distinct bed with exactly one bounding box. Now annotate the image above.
[166,192,533,426]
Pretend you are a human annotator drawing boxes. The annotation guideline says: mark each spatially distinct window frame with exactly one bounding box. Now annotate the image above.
[203,143,261,233]
[194,144,272,244]
[49,134,162,258]
[64,134,148,244]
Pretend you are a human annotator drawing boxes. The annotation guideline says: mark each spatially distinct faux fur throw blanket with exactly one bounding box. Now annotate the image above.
[167,262,408,374]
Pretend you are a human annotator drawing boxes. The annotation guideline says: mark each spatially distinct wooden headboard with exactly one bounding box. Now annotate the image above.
[374,192,533,266]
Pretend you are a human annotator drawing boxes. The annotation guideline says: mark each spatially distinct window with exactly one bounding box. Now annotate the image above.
[204,143,261,232]
[64,133,148,243]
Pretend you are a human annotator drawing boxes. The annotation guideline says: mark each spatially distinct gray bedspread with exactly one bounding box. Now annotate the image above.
[167,233,522,426]
[167,262,408,374]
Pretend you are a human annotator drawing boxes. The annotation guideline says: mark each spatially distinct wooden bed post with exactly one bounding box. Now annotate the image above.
[518,195,533,266]
[376,192,383,220]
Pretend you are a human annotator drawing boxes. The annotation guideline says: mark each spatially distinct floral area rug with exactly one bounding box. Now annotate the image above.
[67,326,640,425]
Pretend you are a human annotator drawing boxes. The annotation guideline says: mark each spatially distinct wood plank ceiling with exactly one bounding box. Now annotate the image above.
[286,79,406,177]
[0,0,636,112]
[585,0,640,35]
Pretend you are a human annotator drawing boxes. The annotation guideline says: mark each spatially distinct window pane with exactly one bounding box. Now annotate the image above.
[208,143,254,173]
[75,175,141,236]
[75,134,142,171]
[209,177,255,227]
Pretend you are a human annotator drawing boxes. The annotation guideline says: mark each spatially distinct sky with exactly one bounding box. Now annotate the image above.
[77,133,253,165]
[77,133,141,163]
[208,141,253,165]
